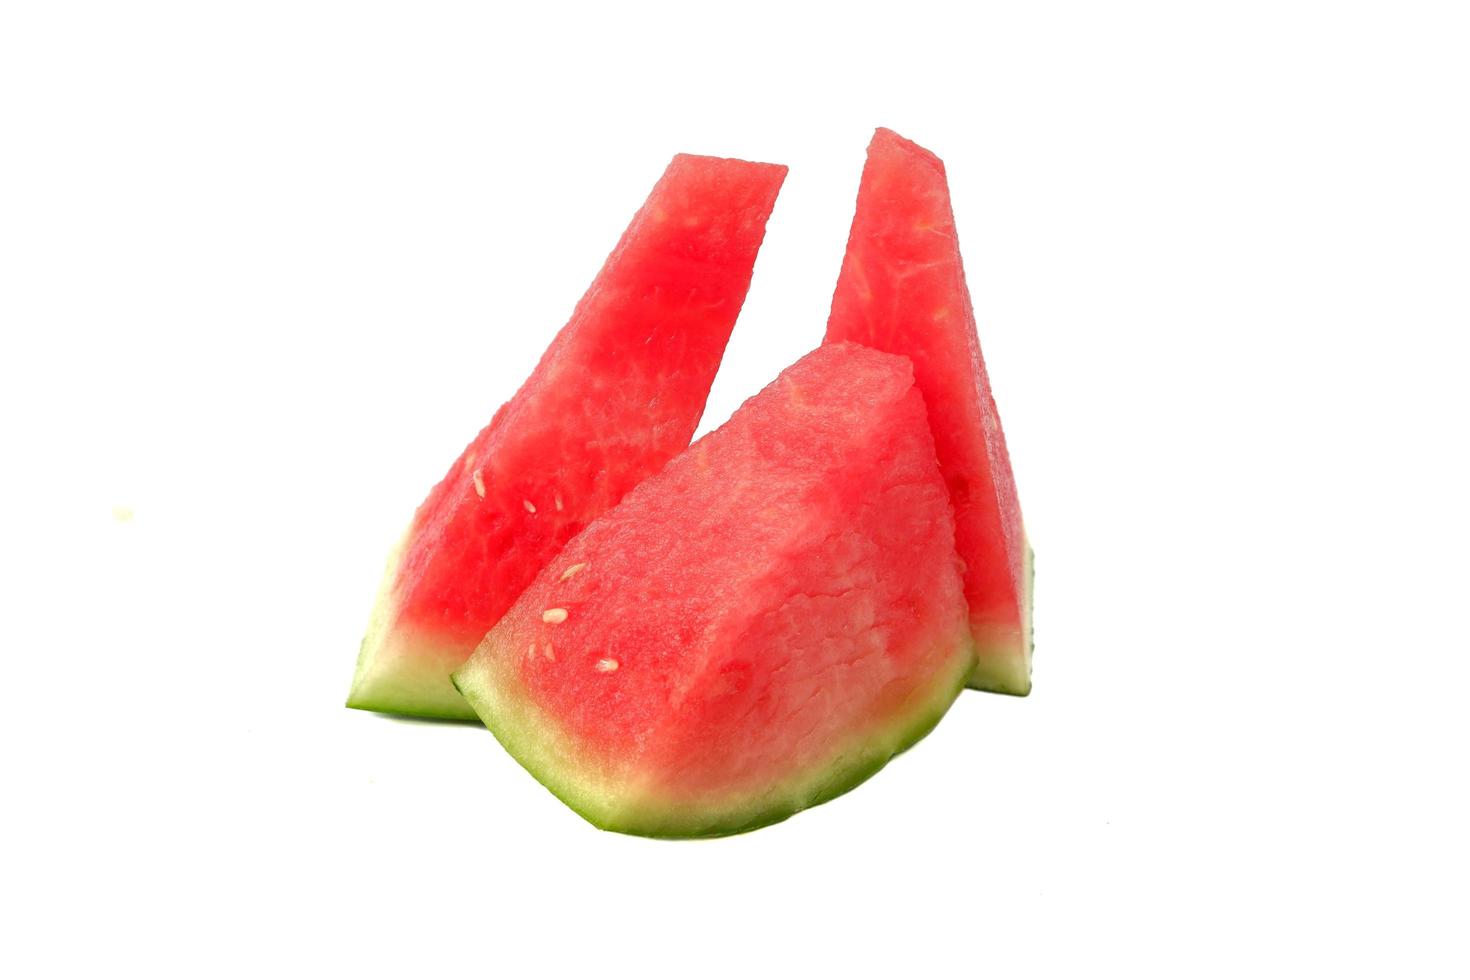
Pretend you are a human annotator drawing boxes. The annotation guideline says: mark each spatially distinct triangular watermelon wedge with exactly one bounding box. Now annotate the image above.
[348,155,787,720]
[825,128,1033,695]
[453,343,974,837]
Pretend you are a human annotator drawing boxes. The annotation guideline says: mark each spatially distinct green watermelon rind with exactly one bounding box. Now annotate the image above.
[966,540,1035,697]
[451,634,976,839]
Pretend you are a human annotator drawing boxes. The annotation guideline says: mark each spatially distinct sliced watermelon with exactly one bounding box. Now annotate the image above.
[825,128,1033,696]
[348,155,788,720]
[453,343,975,837]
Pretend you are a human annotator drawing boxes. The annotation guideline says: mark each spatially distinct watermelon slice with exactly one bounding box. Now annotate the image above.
[824,129,1033,696]
[452,343,975,837]
[348,155,788,720]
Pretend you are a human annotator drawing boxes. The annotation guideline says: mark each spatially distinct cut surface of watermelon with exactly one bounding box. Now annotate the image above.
[348,155,787,719]
[825,128,1033,696]
[453,343,975,837]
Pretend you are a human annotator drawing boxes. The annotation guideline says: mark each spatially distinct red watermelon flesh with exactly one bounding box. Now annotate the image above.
[348,155,788,720]
[452,343,975,837]
[825,129,1032,696]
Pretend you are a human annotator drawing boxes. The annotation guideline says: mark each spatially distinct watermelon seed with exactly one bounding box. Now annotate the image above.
[543,643,555,661]
[596,658,619,672]
[554,492,564,511]
[542,608,568,624]
[523,499,537,514]
[560,562,587,582]
[472,470,485,498]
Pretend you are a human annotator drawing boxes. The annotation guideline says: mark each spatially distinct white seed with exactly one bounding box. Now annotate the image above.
[554,492,564,511]
[559,562,587,582]
[523,499,536,513]
[595,658,619,672]
[527,642,536,658]
[542,607,568,624]
[543,642,555,661]
[472,470,485,498]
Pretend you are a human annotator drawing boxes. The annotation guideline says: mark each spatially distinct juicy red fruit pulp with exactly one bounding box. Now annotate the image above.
[454,343,975,836]
[349,154,787,718]
[825,128,1031,695]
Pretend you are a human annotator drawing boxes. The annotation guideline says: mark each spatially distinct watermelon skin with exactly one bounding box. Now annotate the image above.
[453,343,975,837]
[348,155,788,720]
[825,129,1033,696]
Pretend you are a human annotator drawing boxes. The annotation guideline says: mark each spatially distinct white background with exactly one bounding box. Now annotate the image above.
[3,1,1467,976]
